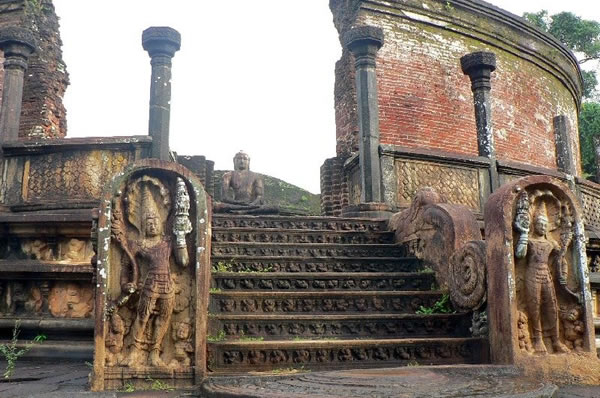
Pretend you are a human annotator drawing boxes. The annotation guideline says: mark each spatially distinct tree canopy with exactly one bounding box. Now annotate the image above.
[579,103,600,176]
[524,10,600,177]
[523,10,600,100]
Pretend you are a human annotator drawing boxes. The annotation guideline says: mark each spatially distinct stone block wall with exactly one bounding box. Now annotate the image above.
[329,0,582,175]
[0,0,68,139]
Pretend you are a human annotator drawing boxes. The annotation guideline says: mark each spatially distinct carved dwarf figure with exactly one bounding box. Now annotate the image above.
[517,311,533,353]
[215,151,277,214]
[21,239,54,261]
[121,183,191,368]
[561,306,584,351]
[169,321,194,368]
[7,282,26,314]
[515,202,569,354]
[105,313,125,366]
[24,286,42,314]
[62,238,89,262]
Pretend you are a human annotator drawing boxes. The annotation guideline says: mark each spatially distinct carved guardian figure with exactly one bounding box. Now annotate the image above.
[109,176,192,368]
[514,194,569,354]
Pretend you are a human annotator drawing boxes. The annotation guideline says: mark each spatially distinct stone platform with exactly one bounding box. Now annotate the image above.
[0,361,599,397]
[202,365,592,398]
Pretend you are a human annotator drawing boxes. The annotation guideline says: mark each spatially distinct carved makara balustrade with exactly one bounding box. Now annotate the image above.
[388,187,487,315]
[91,160,210,391]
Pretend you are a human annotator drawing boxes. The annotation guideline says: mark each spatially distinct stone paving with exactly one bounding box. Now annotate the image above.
[1,360,600,397]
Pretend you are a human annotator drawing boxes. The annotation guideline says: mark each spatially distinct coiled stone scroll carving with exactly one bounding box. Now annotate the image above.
[389,187,486,313]
[449,240,487,312]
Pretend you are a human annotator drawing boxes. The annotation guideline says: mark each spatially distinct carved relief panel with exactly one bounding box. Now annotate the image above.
[513,189,583,354]
[485,176,596,377]
[91,161,210,391]
[0,238,93,263]
[0,280,93,318]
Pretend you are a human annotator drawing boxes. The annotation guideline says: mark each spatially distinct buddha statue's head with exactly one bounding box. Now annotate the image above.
[233,151,250,171]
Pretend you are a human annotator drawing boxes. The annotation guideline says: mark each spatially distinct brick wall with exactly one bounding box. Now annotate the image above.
[330,0,582,175]
[0,0,68,139]
[320,156,349,216]
[177,155,215,197]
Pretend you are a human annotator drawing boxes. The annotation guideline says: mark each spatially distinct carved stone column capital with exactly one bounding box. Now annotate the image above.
[0,27,36,142]
[343,26,384,68]
[142,26,181,61]
[460,51,496,92]
[0,26,36,69]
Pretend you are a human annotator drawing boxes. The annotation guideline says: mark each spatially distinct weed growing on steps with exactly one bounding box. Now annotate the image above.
[415,294,455,314]
[213,261,234,272]
[119,381,135,393]
[146,376,174,391]
[0,320,47,379]
[213,260,274,273]
[207,330,227,342]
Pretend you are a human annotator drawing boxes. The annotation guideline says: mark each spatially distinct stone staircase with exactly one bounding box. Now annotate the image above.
[207,214,488,373]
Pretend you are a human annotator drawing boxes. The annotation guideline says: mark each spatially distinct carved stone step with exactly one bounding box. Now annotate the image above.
[210,291,444,315]
[212,229,394,245]
[209,313,471,340]
[0,259,93,280]
[0,317,94,341]
[211,256,424,273]
[207,337,488,372]
[212,215,388,232]
[211,243,405,258]
[211,272,436,292]
[0,339,93,360]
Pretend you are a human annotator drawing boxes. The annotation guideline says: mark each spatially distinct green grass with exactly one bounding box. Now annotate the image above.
[415,294,455,314]
[119,381,135,393]
[207,330,227,342]
[0,320,46,379]
[146,377,174,391]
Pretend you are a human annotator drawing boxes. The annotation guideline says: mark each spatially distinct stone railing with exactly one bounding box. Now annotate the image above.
[0,136,151,211]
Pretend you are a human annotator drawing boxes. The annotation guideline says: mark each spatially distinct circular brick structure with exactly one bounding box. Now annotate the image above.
[321,0,586,218]
[330,0,582,171]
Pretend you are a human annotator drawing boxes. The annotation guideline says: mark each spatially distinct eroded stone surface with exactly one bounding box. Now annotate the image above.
[202,365,558,398]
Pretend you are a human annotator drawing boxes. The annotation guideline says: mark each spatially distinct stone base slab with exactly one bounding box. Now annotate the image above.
[202,365,557,398]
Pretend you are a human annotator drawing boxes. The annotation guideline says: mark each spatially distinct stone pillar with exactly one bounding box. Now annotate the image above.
[553,115,576,175]
[461,51,499,190]
[344,26,384,204]
[0,27,35,142]
[594,136,600,182]
[142,27,181,161]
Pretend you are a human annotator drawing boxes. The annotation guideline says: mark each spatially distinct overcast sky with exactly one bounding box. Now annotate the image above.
[52,1,600,194]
